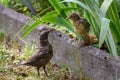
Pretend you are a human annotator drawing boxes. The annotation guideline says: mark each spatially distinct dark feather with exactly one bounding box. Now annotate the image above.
[7,29,54,76]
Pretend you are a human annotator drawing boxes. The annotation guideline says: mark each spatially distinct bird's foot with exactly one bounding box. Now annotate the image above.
[43,66,48,77]
[80,42,90,46]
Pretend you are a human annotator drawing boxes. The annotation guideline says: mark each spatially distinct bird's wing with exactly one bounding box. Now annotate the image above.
[83,19,90,32]
[25,46,49,63]
[6,47,49,69]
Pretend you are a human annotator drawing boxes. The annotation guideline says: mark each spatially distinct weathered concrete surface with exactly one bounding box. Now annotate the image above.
[49,31,120,80]
[0,5,47,47]
[0,6,120,80]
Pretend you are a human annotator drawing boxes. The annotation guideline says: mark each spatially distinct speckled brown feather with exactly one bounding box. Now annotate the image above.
[8,29,54,76]
[67,12,90,45]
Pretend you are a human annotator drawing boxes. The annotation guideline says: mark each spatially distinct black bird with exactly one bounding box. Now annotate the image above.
[8,28,54,76]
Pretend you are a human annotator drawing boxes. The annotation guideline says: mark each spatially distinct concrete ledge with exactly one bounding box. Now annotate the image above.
[0,6,120,80]
[0,5,47,46]
[49,31,120,80]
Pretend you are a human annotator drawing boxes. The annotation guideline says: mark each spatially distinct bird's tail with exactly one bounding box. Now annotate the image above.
[5,62,25,69]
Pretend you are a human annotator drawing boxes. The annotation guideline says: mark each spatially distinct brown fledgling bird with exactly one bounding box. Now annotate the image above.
[67,12,97,45]
[8,28,54,76]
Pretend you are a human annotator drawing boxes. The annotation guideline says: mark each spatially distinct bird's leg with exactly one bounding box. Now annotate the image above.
[43,66,48,76]
[80,34,90,46]
[37,67,40,76]
[81,41,90,46]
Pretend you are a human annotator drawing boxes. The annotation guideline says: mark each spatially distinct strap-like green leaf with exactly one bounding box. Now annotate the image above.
[99,18,110,48]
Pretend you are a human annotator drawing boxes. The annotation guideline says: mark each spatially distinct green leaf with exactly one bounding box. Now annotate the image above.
[14,6,53,39]
[22,20,42,38]
[106,31,118,56]
[49,0,66,18]
[84,1,101,25]
[107,1,120,43]
[99,18,110,48]
[63,0,92,14]
[100,0,113,16]
[40,16,73,32]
